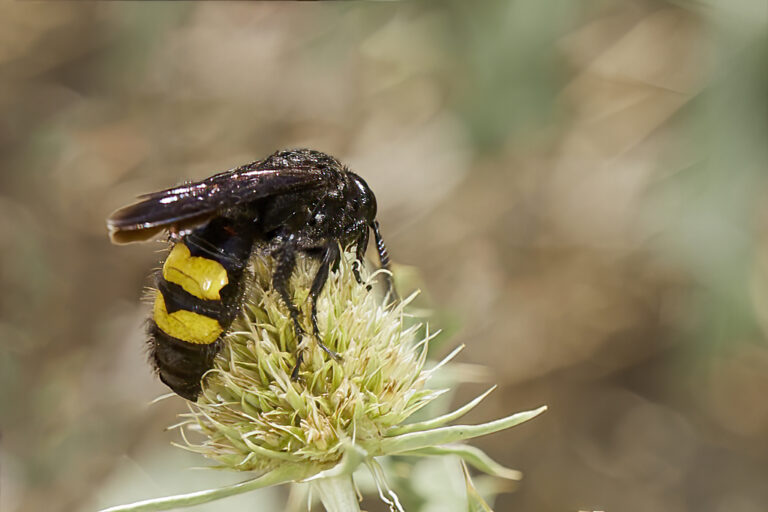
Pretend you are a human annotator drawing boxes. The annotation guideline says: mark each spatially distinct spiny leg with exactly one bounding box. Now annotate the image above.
[271,238,307,377]
[308,243,341,362]
[274,239,343,379]
[353,225,370,289]
[372,220,399,303]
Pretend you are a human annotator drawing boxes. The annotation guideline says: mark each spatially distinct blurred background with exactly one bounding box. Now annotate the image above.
[1,1,766,511]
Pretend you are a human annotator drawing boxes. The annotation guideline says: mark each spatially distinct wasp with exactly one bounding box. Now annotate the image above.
[107,149,395,400]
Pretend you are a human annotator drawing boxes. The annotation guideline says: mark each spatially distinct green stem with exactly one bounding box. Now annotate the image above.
[312,475,360,512]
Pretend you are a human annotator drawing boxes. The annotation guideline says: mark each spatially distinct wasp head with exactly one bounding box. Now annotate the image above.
[349,172,378,226]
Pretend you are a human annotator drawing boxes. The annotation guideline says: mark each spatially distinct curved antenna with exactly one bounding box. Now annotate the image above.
[372,220,399,304]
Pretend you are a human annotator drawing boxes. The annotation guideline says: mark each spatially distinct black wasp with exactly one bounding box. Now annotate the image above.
[107,149,395,400]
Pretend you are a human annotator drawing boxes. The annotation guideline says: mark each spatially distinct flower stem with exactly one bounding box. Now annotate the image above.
[312,475,360,512]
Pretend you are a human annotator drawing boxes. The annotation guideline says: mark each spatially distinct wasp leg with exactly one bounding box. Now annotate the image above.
[274,239,341,380]
[272,238,308,380]
[353,226,370,289]
[291,352,304,380]
[308,243,341,362]
[372,220,399,303]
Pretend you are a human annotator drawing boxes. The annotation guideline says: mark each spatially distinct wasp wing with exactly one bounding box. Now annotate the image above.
[107,164,326,244]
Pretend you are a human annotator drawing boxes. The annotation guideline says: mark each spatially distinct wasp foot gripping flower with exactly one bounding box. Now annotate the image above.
[101,251,546,512]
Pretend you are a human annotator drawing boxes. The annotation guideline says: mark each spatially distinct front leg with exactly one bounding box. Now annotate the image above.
[353,225,370,288]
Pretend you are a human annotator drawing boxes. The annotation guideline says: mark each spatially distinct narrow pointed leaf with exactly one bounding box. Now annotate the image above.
[462,462,494,512]
[387,386,497,436]
[377,406,546,455]
[98,465,314,512]
[398,443,521,480]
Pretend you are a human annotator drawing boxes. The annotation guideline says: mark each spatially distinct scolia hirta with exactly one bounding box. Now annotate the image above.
[107,149,395,401]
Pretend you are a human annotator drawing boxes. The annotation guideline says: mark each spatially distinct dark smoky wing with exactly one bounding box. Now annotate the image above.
[134,169,234,201]
[107,166,326,239]
[225,166,327,203]
[107,192,217,232]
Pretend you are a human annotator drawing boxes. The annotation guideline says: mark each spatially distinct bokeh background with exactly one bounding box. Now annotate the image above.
[1,1,766,511]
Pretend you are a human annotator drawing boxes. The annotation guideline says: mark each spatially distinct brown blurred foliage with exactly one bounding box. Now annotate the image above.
[0,1,766,512]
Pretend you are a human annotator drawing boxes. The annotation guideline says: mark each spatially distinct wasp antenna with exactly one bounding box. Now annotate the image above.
[372,220,391,269]
[372,220,398,304]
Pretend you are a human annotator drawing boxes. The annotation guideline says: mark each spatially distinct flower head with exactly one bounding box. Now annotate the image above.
[183,251,436,473]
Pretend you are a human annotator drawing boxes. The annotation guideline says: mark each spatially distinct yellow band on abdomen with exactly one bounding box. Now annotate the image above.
[163,243,229,300]
[153,291,223,344]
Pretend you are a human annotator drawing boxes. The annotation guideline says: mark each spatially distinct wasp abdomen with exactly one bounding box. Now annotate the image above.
[149,218,254,400]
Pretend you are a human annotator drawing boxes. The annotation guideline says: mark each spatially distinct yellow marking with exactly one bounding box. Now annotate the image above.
[163,243,228,300]
[153,291,223,344]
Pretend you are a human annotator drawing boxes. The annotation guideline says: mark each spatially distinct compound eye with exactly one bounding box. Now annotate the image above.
[353,175,368,196]
[352,175,373,203]
[351,175,377,219]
